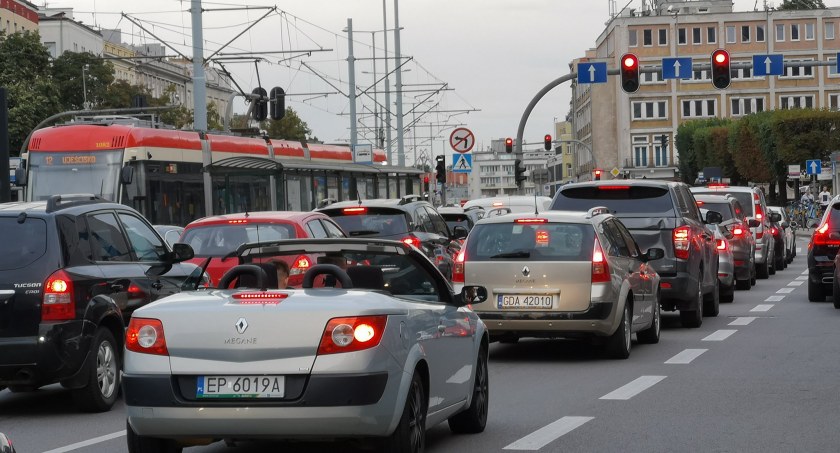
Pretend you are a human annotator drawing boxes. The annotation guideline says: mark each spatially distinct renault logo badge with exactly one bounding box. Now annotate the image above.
[235,317,248,334]
[522,266,531,277]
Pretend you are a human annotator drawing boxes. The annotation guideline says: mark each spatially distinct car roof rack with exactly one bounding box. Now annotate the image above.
[46,194,107,213]
[585,206,611,219]
[398,194,423,205]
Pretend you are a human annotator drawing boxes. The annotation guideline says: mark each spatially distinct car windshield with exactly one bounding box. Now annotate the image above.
[327,211,410,239]
[693,189,752,214]
[699,202,734,221]
[552,186,675,216]
[181,223,297,257]
[466,222,595,261]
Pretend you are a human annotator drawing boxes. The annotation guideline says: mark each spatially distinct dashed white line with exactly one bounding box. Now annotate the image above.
[797,247,803,254]
[795,276,808,281]
[787,281,804,287]
[729,317,756,326]
[765,295,785,302]
[665,349,708,364]
[801,269,809,275]
[42,431,126,453]
[702,329,737,341]
[751,304,774,312]
[599,375,666,400]
[777,287,795,294]
[503,416,595,450]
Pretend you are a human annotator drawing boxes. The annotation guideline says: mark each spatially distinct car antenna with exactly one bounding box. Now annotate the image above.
[534,191,539,216]
[357,193,363,206]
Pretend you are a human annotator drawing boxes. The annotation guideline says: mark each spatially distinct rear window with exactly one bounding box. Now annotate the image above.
[326,209,410,239]
[0,217,47,270]
[442,214,471,231]
[182,223,297,257]
[552,186,675,217]
[698,202,734,221]
[693,190,753,215]
[466,222,595,261]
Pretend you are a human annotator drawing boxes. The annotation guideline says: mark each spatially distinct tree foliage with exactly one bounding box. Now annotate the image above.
[51,51,114,110]
[778,0,826,10]
[261,107,315,141]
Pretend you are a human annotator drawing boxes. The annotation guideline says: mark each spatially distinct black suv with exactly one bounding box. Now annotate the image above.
[809,196,840,302]
[551,180,720,327]
[0,195,196,412]
[317,196,467,278]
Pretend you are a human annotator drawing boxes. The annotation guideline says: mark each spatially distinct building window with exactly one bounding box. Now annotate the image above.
[693,27,702,44]
[565,163,572,178]
[629,29,637,46]
[641,66,664,84]
[830,93,840,111]
[741,25,751,43]
[681,99,717,118]
[707,26,716,44]
[791,24,800,41]
[776,24,785,41]
[756,25,765,42]
[829,57,839,76]
[632,101,668,120]
[659,28,667,45]
[782,59,814,78]
[731,97,765,117]
[678,28,687,45]
[806,23,815,40]
[686,68,711,83]
[780,95,814,109]
[633,136,649,168]
[643,29,652,46]
[726,26,736,43]
[732,61,755,79]
[654,144,668,167]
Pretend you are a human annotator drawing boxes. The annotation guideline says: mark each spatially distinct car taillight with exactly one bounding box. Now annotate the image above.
[514,218,548,224]
[771,227,778,235]
[716,238,728,250]
[128,283,146,299]
[673,226,691,260]
[126,318,169,356]
[402,236,422,249]
[342,207,367,214]
[754,204,763,221]
[591,237,610,283]
[452,249,466,283]
[232,292,290,304]
[290,255,311,275]
[812,222,840,246]
[42,269,75,321]
[733,226,744,236]
[317,316,387,355]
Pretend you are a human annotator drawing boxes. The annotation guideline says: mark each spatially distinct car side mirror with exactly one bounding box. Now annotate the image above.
[120,165,134,185]
[13,166,26,187]
[458,285,488,306]
[170,243,195,262]
[452,225,468,240]
[704,210,723,225]
[644,247,665,261]
[747,218,760,228]
[769,212,782,223]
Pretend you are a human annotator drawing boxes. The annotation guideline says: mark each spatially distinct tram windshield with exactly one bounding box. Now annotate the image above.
[27,150,123,202]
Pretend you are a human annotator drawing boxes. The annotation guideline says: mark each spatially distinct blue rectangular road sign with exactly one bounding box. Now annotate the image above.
[662,57,692,79]
[452,153,472,173]
[806,159,822,175]
[576,62,607,84]
[752,54,784,76]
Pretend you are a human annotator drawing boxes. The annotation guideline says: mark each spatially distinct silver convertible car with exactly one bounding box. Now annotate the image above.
[123,238,490,453]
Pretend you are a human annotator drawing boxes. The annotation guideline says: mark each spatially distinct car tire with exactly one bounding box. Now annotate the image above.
[735,278,751,290]
[680,278,703,328]
[126,421,182,453]
[636,294,660,344]
[382,372,426,453]
[808,277,826,302]
[720,281,735,303]
[775,251,785,271]
[769,254,776,275]
[703,278,720,317]
[604,301,631,359]
[448,344,489,434]
[71,328,120,413]
[756,259,770,279]
[498,337,519,344]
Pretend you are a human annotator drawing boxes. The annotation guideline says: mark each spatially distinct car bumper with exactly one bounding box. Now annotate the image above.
[475,302,617,338]
[718,257,735,288]
[755,242,768,263]
[659,273,701,310]
[0,321,91,387]
[125,370,401,439]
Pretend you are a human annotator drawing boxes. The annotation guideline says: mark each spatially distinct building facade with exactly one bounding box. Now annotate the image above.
[468,138,550,199]
[0,0,37,35]
[572,0,840,181]
[39,8,102,58]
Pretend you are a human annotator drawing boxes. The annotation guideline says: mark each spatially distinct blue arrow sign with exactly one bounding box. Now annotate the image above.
[662,57,692,79]
[806,159,822,175]
[576,62,607,84]
[752,54,784,76]
[452,153,472,173]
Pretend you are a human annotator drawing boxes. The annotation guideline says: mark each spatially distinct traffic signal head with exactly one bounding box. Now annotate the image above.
[594,169,602,181]
[619,53,640,94]
[514,159,527,186]
[269,86,286,121]
[251,87,268,122]
[423,175,429,184]
[505,137,513,153]
[711,49,731,90]
[435,155,446,184]
[544,134,552,151]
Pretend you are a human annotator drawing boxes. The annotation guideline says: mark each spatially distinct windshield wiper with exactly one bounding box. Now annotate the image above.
[490,251,531,259]
[349,230,380,236]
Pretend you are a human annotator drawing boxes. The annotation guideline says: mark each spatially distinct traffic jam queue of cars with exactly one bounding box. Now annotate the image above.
[0,186,798,452]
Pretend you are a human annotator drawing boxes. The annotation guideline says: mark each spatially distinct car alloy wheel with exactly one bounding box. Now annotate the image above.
[97,340,118,399]
[407,377,425,452]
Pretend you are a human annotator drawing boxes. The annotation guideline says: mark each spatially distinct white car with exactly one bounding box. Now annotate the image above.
[124,238,490,453]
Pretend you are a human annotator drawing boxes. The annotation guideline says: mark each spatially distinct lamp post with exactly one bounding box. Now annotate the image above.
[81,64,90,110]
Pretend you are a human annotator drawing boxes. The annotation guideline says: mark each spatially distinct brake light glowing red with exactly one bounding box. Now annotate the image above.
[733,227,744,236]
[514,218,548,224]
[290,255,311,275]
[813,222,840,246]
[673,226,691,260]
[708,183,728,188]
[42,269,74,321]
[716,238,727,250]
[492,202,504,207]
[402,236,422,248]
[771,227,778,235]
[696,201,704,206]
[317,316,387,355]
[591,237,610,283]
[227,219,248,224]
[232,292,290,304]
[126,318,168,356]
[452,249,466,283]
[598,185,630,190]
[342,207,367,214]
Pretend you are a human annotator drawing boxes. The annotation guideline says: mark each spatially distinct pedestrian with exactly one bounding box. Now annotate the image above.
[801,190,814,205]
[819,186,831,210]
[270,259,293,289]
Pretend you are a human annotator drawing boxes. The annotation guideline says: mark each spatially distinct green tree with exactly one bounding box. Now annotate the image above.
[0,31,61,154]
[262,107,313,141]
[778,0,825,10]
[51,51,114,110]
[101,80,153,109]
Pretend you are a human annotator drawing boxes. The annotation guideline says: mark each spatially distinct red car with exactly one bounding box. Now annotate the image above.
[179,211,346,286]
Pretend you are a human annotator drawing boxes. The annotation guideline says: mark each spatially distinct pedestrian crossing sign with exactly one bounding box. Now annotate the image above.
[452,153,472,173]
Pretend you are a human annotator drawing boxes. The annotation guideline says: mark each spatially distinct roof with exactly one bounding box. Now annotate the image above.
[690,185,759,193]
[185,211,326,227]
[475,210,599,226]
[319,198,430,210]
[562,180,680,190]
[692,193,733,202]
[462,196,552,210]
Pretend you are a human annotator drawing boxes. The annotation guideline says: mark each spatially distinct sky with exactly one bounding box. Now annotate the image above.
[41,0,840,166]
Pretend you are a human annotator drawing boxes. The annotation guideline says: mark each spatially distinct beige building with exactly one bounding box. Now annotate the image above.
[572,0,840,180]
[0,0,37,35]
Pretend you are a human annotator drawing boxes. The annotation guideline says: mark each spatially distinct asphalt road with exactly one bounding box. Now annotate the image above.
[3,233,838,452]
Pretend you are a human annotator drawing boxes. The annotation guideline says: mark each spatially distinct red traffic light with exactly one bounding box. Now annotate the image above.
[713,49,728,64]
[544,134,552,151]
[423,176,429,183]
[505,137,513,153]
[711,49,731,90]
[594,169,602,176]
[619,53,640,94]
[594,169,602,181]
[622,54,638,69]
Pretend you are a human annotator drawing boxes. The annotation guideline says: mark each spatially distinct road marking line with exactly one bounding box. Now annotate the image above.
[802,270,809,275]
[702,329,737,341]
[503,416,595,450]
[599,375,666,400]
[751,304,774,312]
[797,247,802,253]
[795,276,808,281]
[42,431,126,453]
[729,317,756,326]
[665,349,707,364]
[777,288,795,294]
[765,295,785,302]
[787,281,804,287]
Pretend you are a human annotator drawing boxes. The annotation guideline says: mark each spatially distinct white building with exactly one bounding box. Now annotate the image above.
[469,138,552,198]
[39,8,103,58]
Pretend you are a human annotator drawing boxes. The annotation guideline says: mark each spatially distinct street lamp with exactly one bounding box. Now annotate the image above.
[81,64,90,110]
